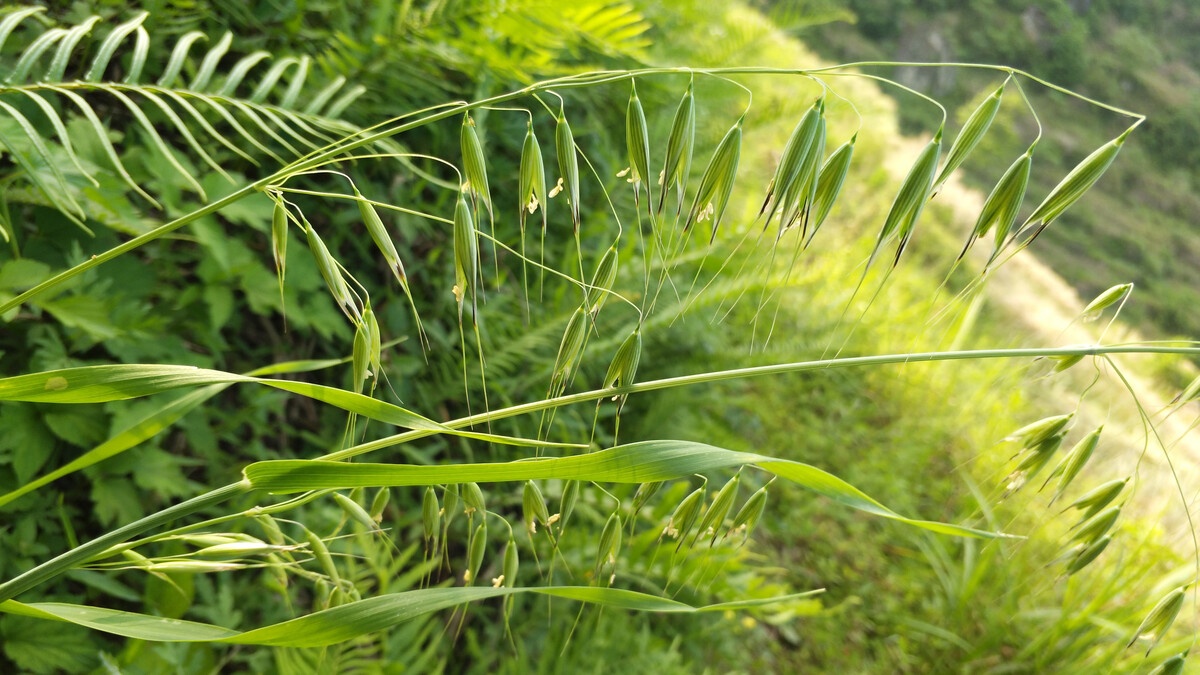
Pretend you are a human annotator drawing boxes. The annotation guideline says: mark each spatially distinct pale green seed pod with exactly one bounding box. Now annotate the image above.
[631,480,662,517]
[1051,353,1085,373]
[558,479,580,534]
[687,116,743,244]
[421,486,440,542]
[465,520,487,585]
[522,480,550,535]
[805,134,856,247]
[1147,651,1188,675]
[595,512,622,575]
[934,81,1005,192]
[364,306,382,380]
[351,324,369,396]
[727,481,769,544]
[603,329,642,392]
[665,485,705,551]
[780,106,826,234]
[625,80,651,193]
[195,541,285,559]
[443,484,460,527]
[314,578,330,608]
[1065,477,1127,518]
[305,224,359,322]
[552,307,588,382]
[271,199,287,280]
[265,553,290,591]
[1046,426,1102,503]
[256,515,286,546]
[1129,586,1187,655]
[304,528,340,587]
[875,129,941,267]
[502,536,518,588]
[1068,504,1121,545]
[759,99,821,227]
[695,472,740,547]
[518,120,548,231]
[452,192,478,321]
[460,113,492,220]
[1022,126,1134,238]
[556,109,580,231]
[1065,534,1111,575]
[586,245,619,316]
[1015,433,1064,473]
[659,81,695,213]
[334,492,377,531]
[369,487,390,522]
[1081,283,1132,320]
[970,148,1031,263]
[463,482,486,516]
[356,188,406,285]
[1006,413,1074,448]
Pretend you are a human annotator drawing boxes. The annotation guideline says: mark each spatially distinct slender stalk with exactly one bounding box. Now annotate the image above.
[0,480,252,603]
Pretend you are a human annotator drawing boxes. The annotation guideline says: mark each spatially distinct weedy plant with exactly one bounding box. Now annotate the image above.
[0,6,1198,672]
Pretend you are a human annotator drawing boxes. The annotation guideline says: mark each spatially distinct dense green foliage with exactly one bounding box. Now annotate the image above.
[0,1,1196,673]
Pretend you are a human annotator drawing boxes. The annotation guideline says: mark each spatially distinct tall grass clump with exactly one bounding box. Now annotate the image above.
[0,4,1196,672]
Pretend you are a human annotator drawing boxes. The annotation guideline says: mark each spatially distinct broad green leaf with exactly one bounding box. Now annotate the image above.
[244,441,1003,538]
[0,586,821,647]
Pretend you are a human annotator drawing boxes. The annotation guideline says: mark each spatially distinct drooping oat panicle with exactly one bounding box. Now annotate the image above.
[664,485,705,552]
[522,480,550,535]
[555,108,581,232]
[452,192,479,322]
[658,81,695,213]
[356,189,407,286]
[465,520,487,584]
[519,121,548,232]
[1147,651,1188,675]
[759,99,821,228]
[1081,283,1132,320]
[463,482,486,517]
[869,129,942,269]
[443,484,461,527]
[551,307,588,387]
[686,115,744,244]
[933,81,1006,194]
[1020,125,1134,243]
[1064,477,1127,518]
[351,323,369,396]
[304,528,340,587]
[1045,426,1101,503]
[1065,534,1111,576]
[967,148,1032,263]
[460,113,493,221]
[363,306,382,382]
[725,481,769,545]
[1005,412,1075,448]
[557,479,581,538]
[776,102,825,236]
[805,134,856,248]
[421,486,440,544]
[270,198,287,298]
[603,329,642,413]
[1129,585,1187,655]
[626,80,651,213]
[334,491,377,531]
[1006,433,1065,495]
[594,512,622,582]
[585,245,619,316]
[694,472,740,547]
[304,222,360,323]
[369,487,390,522]
[1067,503,1121,545]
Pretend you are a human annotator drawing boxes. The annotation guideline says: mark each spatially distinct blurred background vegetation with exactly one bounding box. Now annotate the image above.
[0,0,1196,672]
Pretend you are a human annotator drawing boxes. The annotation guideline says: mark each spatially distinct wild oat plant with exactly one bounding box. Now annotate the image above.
[0,7,1197,672]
